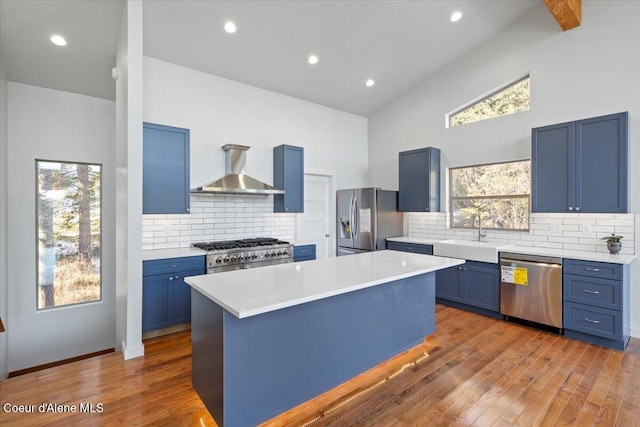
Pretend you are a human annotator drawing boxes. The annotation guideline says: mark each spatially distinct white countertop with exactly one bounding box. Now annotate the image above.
[503,245,635,265]
[185,250,464,319]
[387,236,635,265]
[142,247,207,261]
[387,236,441,245]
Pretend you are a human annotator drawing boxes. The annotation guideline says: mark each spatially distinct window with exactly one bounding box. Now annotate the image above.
[450,160,530,231]
[448,76,530,128]
[37,160,102,309]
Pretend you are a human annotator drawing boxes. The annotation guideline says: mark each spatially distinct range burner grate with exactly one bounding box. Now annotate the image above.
[192,238,290,252]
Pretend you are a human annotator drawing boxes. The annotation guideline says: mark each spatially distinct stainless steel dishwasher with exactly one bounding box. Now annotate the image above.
[499,252,563,332]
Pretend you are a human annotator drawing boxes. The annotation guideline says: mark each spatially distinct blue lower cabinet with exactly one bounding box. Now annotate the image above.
[142,256,205,333]
[142,274,172,332]
[293,244,316,262]
[562,258,630,350]
[436,261,501,318]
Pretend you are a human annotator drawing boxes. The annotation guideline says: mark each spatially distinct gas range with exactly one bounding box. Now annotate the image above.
[192,238,293,273]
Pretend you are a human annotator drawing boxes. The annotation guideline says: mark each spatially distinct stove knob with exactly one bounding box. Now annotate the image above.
[215,257,222,264]
[272,251,278,257]
[252,254,258,259]
[283,250,289,255]
[265,252,271,257]
[231,256,237,262]
[223,257,230,263]
[238,255,244,261]
[277,251,283,256]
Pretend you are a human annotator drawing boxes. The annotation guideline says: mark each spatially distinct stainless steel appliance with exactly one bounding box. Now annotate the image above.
[336,188,402,257]
[192,238,293,273]
[191,144,284,195]
[499,252,563,332]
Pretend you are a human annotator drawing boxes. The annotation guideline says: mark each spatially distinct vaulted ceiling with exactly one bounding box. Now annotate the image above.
[1,0,578,117]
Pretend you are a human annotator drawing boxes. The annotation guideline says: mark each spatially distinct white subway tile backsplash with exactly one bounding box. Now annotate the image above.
[142,194,295,250]
[407,212,637,256]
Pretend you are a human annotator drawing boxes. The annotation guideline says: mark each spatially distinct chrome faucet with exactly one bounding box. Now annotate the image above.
[475,214,487,242]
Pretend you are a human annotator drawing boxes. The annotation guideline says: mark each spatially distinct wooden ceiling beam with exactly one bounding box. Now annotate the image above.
[543,0,582,31]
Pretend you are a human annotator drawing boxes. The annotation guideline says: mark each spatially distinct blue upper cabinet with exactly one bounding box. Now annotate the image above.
[398,147,440,212]
[273,145,304,213]
[143,122,190,214]
[575,113,628,213]
[531,112,628,213]
[531,121,575,212]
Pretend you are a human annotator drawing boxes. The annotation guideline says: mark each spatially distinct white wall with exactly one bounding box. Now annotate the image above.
[6,82,116,372]
[368,1,640,336]
[115,0,144,360]
[143,56,368,193]
[0,58,9,379]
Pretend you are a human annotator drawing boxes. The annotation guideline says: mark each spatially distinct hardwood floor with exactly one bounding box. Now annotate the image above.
[1,305,638,426]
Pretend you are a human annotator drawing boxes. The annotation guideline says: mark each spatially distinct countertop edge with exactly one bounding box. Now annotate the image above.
[388,237,635,265]
[185,254,465,319]
[143,247,207,261]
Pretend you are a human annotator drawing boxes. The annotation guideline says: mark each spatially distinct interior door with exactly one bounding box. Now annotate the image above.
[296,174,331,259]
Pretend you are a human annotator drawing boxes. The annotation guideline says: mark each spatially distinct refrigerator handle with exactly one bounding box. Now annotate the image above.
[352,194,358,239]
[349,194,355,244]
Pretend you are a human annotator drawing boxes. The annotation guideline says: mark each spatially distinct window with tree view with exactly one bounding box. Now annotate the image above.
[37,160,101,310]
[450,160,530,231]
[449,76,530,128]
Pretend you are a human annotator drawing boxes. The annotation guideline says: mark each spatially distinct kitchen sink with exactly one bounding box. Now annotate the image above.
[432,239,513,263]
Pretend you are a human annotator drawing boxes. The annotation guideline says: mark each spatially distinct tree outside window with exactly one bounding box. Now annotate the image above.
[37,160,101,309]
[450,160,530,231]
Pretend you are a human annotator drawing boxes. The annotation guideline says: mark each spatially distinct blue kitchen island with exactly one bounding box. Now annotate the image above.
[185,250,463,427]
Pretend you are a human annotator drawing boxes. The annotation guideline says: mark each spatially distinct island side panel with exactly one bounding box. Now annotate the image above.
[223,273,435,427]
[191,289,224,425]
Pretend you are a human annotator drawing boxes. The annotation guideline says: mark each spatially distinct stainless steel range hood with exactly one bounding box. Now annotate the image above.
[191,144,284,195]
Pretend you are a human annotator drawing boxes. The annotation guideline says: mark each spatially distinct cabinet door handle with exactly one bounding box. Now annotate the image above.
[169,276,174,281]
[168,264,179,268]
[568,206,574,211]
[584,267,600,272]
[175,275,180,280]
[575,207,580,212]
[584,318,600,324]
[583,289,600,295]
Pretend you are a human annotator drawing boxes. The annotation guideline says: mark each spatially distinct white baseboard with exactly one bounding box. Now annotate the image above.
[121,340,144,360]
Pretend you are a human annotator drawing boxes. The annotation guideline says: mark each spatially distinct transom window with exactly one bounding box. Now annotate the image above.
[448,76,530,128]
[37,160,102,309]
[450,160,530,231]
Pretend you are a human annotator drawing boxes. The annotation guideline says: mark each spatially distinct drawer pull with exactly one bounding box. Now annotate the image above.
[169,276,174,281]
[584,318,600,324]
[584,267,600,272]
[168,264,179,268]
[583,289,600,295]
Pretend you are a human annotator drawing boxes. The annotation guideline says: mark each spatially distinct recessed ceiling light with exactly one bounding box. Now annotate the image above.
[366,79,375,87]
[224,21,237,34]
[308,55,319,65]
[50,35,67,46]
[450,11,462,22]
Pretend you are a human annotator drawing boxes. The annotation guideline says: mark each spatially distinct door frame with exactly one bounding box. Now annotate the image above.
[296,168,335,259]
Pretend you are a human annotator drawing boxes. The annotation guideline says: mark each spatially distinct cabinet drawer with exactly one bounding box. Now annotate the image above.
[293,245,316,258]
[563,274,622,310]
[564,302,622,341]
[563,259,621,280]
[143,256,205,276]
[386,241,433,255]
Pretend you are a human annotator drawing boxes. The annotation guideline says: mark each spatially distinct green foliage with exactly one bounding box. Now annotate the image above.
[450,161,530,231]
[450,78,530,128]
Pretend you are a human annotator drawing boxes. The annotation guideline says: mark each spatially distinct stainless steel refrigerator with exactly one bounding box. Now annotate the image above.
[336,188,403,256]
